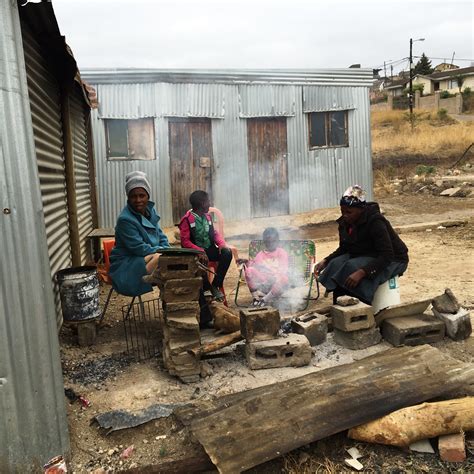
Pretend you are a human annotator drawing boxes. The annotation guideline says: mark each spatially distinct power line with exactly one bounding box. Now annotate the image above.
[413,56,474,62]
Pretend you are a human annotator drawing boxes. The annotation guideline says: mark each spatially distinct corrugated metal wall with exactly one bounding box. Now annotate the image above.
[89,74,372,228]
[1,2,69,470]
[70,87,95,263]
[22,24,72,323]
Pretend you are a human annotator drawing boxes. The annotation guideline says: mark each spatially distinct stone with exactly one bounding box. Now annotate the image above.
[163,301,200,320]
[333,326,382,350]
[330,302,375,332]
[432,307,471,341]
[432,288,461,314]
[438,433,466,462]
[291,312,328,346]
[240,306,280,342]
[440,187,463,197]
[245,334,311,370]
[179,374,201,384]
[375,299,431,326]
[336,295,360,306]
[155,254,201,280]
[77,321,97,346]
[381,314,445,347]
[159,278,202,303]
[165,314,199,330]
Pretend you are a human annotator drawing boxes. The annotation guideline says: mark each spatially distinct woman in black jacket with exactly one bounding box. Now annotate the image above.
[315,185,408,304]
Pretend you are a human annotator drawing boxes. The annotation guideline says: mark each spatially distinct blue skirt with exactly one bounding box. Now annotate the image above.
[318,254,407,304]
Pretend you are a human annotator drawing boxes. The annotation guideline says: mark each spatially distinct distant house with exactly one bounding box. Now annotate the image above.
[413,66,474,95]
[433,62,460,72]
[384,78,409,97]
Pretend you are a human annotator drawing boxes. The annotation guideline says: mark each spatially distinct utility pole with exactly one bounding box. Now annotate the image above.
[409,37,425,127]
[384,61,387,78]
[390,65,393,81]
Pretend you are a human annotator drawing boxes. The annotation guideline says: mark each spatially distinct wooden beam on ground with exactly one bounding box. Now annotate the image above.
[348,397,474,447]
[174,345,474,473]
[189,331,242,357]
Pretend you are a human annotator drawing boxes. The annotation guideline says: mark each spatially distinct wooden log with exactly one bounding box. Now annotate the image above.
[174,345,474,473]
[348,397,474,447]
[189,331,242,357]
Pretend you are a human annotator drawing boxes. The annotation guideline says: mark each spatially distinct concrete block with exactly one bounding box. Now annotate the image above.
[245,334,311,370]
[336,295,360,306]
[438,433,466,462]
[155,255,201,280]
[432,307,471,341]
[375,299,431,326]
[77,322,97,346]
[382,314,445,347]
[432,288,460,314]
[240,306,280,342]
[291,312,328,346]
[333,326,382,350]
[440,187,463,197]
[163,301,200,320]
[330,302,375,332]
[159,278,202,303]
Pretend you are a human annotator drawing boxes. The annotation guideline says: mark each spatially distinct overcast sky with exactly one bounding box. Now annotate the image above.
[52,0,473,74]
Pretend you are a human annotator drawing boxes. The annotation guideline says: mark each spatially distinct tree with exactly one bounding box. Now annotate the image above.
[414,53,433,75]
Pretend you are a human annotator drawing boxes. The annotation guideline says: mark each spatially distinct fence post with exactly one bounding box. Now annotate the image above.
[434,91,441,110]
[455,93,463,114]
[415,90,421,109]
[387,94,393,110]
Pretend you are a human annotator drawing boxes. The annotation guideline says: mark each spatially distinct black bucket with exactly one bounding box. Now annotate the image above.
[56,266,101,322]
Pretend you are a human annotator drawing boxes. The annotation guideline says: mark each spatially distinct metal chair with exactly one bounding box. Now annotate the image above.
[234,239,320,310]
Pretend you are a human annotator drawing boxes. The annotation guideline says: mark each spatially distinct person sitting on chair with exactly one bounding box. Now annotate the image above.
[109,171,170,297]
[179,190,233,301]
[238,227,289,307]
[314,185,408,305]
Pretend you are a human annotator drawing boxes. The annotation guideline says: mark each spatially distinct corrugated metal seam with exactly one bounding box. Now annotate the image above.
[239,84,296,117]
[0,2,69,470]
[22,24,72,325]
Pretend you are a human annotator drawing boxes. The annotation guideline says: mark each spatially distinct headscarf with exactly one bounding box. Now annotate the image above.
[340,185,367,207]
[125,171,151,197]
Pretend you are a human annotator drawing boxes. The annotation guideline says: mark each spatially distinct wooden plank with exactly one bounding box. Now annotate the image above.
[86,228,115,238]
[175,345,474,473]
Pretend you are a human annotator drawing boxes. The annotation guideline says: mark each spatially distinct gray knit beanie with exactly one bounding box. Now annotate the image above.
[125,171,151,197]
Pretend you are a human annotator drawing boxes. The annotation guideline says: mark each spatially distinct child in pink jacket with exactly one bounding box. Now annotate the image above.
[241,227,289,306]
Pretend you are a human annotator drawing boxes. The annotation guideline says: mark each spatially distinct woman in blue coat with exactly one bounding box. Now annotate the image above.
[109,171,169,296]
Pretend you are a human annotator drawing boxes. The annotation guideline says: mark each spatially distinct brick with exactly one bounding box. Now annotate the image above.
[159,278,202,303]
[291,312,328,346]
[154,255,202,280]
[336,295,360,306]
[245,334,311,370]
[333,326,382,350]
[432,307,471,341]
[163,324,200,341]
[381,314,445,347]
[330,302,375,332]
[165,314,199,330]
[77,322,97,346]
[438,433,466,462]
[432,288,461,314]
[163,301,200,320]
[240,307,280,342]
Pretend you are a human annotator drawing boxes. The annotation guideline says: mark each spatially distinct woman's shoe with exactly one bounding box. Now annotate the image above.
[210,285,224,301]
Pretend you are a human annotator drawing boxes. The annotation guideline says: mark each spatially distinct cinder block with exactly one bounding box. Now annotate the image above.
[438,433,466,462]
[382,314,445,347]
[333,326,382,350]
[432,307,471,341]
[77,322,97,346]
[159,278,202,303]
[291,312,328,346]
[240,306,280,342]
[163,301,200,320]
[155,255,201,280]
[246,334,311,370]
[330,302,375,332]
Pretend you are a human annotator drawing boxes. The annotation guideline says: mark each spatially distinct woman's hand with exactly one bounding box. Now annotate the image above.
[314,259,327,275]
[344,269,366,289]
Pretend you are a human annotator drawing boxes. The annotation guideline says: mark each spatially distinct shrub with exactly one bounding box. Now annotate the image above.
[440,90,454,99]
[437,108,449,121]
[416,165,436,175]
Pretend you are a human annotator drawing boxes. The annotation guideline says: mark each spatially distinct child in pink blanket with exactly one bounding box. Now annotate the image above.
[239,227,289,306]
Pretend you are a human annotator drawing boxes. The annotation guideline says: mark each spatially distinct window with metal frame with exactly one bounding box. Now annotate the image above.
[308,110,349,149]
[105,118,156,160]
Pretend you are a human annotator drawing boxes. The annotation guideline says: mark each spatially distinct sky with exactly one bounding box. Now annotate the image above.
[51,0,474,74]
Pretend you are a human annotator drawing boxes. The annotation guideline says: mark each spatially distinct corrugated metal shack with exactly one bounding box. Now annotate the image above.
[83,69,374,228]
[1,1,97,470]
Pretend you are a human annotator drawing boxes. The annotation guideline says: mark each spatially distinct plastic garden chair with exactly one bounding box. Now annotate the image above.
[234,239,320,310]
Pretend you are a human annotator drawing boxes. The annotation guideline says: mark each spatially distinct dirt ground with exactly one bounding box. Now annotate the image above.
[60,178,474,473]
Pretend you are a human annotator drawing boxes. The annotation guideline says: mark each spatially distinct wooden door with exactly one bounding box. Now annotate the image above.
[169,119,213,223]
[247,118,289,218]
